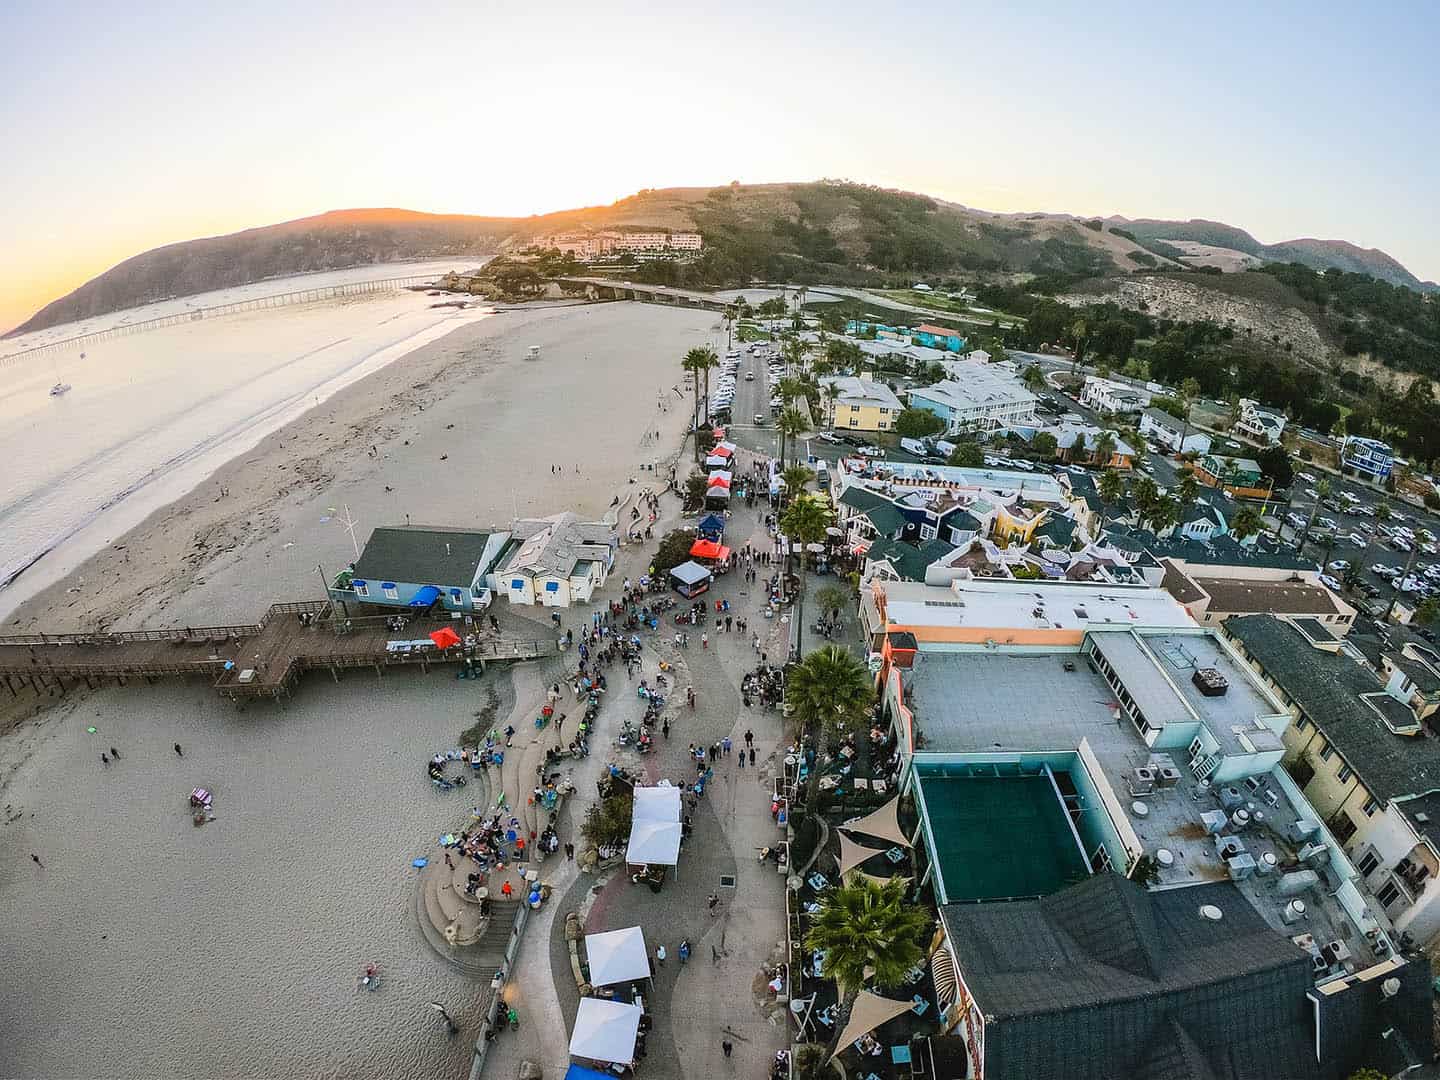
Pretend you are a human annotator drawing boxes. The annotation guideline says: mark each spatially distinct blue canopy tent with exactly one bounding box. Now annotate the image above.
[697,513,726,540]
[564,1066,614,1080]
[409,585,441,607]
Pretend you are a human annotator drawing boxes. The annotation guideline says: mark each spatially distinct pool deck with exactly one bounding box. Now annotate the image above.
[904,650,1386,972]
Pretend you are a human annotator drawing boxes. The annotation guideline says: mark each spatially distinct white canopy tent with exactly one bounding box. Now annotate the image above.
[584,926,651,988]
[632,784,682,823]
[569,997,643,1065]
[626,819,683,866]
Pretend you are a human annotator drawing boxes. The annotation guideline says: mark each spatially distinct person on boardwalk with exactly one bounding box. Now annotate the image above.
[708,892,720,916]
[749,747,756,766]
[174,743,183,757]
[501,880,513,898]
[701,633,708,650]
[744,729,754,748]
[565,842,575,861]
[678,939,690,964]
[654,944,666,966]
[722,1040,733,1058]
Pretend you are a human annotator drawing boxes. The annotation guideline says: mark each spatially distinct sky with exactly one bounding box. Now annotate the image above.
[2,0,1437,333]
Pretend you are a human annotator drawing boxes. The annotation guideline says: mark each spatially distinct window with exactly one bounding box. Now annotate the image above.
[353,581,369,597]
[1357,851,1381,876]
[849,418,859,427]
[1295,716,1309,731]
[920,525,937,540]
[1337,764,1354,783]
[1362,796,1380,817]
[1332,814,1358,842]
[382,584,399,600]
[1376,881,1402,908]
[1319,741,1335,762]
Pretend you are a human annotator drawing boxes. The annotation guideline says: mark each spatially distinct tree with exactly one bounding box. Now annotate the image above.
[988,337,1008,364]
[1022,364,1047,393]
[777,407,810,468]
[1132,475,1160,519]
[1178,468,1200,511]
[1256,445,1294,491]
[682,346,718,458]
[653,528,700,576]
[580,789,634,851]
[1098,469,1126,531]
[1093,430,1118,467]
[1070,317,1090,369]
[1094,318,1136,363]
[781,495,837,653]
[947,441,984,468]
[1032,431,1059,461]
[781,464,815,503]
[1147,494,1181,535]
[894,408,945,439]
[816,584,852,621]
[683,473,708,509]
[787,644,874,745]
[1415,597,1440,625]
[1231,505,1264,541]
[804,877,931,1054]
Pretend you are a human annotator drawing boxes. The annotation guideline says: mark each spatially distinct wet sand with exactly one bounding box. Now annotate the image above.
[0,300,716,1078]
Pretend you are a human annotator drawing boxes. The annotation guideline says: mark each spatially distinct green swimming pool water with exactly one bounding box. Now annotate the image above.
[918,773,1091,903]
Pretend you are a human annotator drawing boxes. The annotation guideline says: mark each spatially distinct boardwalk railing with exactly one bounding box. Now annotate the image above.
[0,600,330,648]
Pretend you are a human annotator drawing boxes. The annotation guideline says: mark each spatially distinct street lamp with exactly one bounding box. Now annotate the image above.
[426,1001,458,1035]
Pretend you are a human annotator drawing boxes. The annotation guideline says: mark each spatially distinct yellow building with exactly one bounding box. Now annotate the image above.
[823,377,903,433]
[992,504,1046,545]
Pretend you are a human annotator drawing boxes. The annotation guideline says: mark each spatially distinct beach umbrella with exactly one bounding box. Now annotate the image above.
[429,626,462,649]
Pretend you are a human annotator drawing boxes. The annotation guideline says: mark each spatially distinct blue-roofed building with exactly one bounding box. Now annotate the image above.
[1340,436,1395,483]
[911,323,966,352]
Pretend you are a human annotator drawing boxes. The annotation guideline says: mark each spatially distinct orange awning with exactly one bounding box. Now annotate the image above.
[690,539,731,560]
[430,627,462,649]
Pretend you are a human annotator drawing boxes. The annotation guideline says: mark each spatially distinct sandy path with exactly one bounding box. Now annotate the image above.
[0,301,717,1079]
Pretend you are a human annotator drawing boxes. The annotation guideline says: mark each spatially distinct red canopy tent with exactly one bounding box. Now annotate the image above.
[429,626,462,649]
[710,444,734,459]
[690,539,732,560]
[706,474,731,489]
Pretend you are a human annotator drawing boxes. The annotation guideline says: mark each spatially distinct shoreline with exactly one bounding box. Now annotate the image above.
[1,300,710,638]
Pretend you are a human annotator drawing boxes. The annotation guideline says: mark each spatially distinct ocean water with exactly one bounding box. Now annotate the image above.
[0,262,489,618]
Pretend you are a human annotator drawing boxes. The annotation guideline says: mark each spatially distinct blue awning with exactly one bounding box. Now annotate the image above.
[381,582,397,590]
[409,585,441,607]
[351,579,367,588]
[545,581,560,592]
[564,1067,614,1080]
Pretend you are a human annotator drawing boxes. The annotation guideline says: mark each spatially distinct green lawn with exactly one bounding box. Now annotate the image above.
[737,322,771,342]
[874,290,1024,328]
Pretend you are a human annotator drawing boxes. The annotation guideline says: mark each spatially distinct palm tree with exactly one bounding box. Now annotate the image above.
[1132,475,1159,520]
[1093,430,1118,469]
[1022,364,1047,393]
[787,643,874,745]
[1177,377,1201,452]
[777,407,810,468]
[781,494,836,653]
[682,345,718,457]
[1231,505,1263,542]
[1098,468,1125,534]
[1177,468,1200,513]
[781,464,815,505]
[1148,494,1181,536]
[1070,318,1089,371]
[804,877,931,1054]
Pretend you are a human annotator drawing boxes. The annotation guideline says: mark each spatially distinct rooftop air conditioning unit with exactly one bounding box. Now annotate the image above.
[1156,766,1181,789]
[1281,900,1309,925]
[1192,667,1230,696]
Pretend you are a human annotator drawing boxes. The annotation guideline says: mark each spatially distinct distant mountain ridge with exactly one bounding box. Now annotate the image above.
[9,186,1436,336]
[1111,217,1438,292]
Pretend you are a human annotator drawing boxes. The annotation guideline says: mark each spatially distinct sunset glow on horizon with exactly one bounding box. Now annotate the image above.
[2,1,1437,333]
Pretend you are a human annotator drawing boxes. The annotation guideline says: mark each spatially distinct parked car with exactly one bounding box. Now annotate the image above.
[857,445,884,458]
[1319,574,1343,591]
[817,431,840,444]
[1297,472,1316,483]
[1329,560,1351,572]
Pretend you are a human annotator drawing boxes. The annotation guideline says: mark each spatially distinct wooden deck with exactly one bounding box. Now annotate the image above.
[0,601,557,702]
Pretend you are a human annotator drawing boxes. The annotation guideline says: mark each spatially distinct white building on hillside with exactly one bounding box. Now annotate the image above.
[908,367,1037,433]
[1081,375,1150,415]
[1234,399,1287,445]
[1138,406,1211,455]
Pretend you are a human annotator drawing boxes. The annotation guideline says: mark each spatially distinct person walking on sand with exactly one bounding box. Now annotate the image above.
[722,1040,733,1058]
[110,747,121,760]
[100,753,109,766]
[708,892,720,916]
[31,854,43,868]
[174,743,183,757]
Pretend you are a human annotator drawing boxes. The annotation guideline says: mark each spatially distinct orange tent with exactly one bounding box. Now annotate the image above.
[690,539,731,560]
[429,626,462,649]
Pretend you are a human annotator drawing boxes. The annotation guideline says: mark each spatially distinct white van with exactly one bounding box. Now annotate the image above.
[900,437,930,457]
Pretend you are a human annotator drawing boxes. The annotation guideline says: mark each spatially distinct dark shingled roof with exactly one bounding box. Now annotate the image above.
[1223,615,1440,800]
[838,486,889,513]
[1192,577,1345,616]
[864,538,956,582]
[940,874,1319,1080]
[1161,559,1208,605]
[862,505,908,538]
[1396,790,1440,852]
[1032,514,1077,548]
[353,526,497,586]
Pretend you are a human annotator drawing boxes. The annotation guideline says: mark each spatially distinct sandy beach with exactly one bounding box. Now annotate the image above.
[0,299,717,1078]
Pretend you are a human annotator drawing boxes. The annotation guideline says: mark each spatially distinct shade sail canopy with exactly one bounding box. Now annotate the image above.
[828,991,918,1062]
[838,831,891,876]
[584,926,651,987]
[570,997,643,1064]
[632,784,682,823]
[626,819,682,865]
[429,626,462,649]
[409,585,442,607]
[841,796,911,848]
[689,539,731,560]
[669,561,713,586]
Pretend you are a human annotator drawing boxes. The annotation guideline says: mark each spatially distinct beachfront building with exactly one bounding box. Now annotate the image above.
[1161,558,1356,634]
[1195,454,1273,500]
[1222,615,1440,945]
[818,376,902,432]
[331,525,511,613]
[498,513,618,607]
[1079,375,1149,415]
[872,612,1431,1076]
[535,231,703,259]
[1138,406,1211,455]
[1235,398,1288,446]
[907,374,1037,434]
[1341,436,1396,484]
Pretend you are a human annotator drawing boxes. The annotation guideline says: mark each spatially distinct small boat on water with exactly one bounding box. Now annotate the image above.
[49,381,72,397]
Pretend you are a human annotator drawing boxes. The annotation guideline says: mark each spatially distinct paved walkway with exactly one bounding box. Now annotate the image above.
[479,451,791,1079]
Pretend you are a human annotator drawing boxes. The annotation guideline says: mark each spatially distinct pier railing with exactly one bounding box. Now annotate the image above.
[0,273,445,367]
[0,600,331,648]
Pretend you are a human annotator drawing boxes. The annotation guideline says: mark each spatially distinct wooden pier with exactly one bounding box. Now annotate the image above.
[0,601,556,703]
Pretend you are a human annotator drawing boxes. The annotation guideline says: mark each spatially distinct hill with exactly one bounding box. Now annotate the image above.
[1113,217,1437,292]
[10,182,1436,336]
